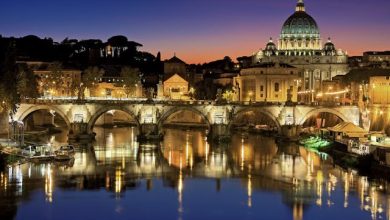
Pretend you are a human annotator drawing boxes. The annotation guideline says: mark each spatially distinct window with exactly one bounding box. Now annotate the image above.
[274,83,280,92]
[171,88,180,93]
[260,85,264,92]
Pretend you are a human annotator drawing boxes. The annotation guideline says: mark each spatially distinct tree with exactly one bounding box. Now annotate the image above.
[0,39,19,116]
[40,62,63,97]
[194,78,217,100]
[117,66,140,98]
[16,64,39,100]
[79,66,104,99]
[222,90,234,102]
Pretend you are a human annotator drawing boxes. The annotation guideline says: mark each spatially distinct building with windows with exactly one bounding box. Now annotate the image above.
[233,62,300,102]
[91,77,143,99]
[369,76,390,105]
[34,69,81,97]
[363,51,390,69]
[163,74,189,100]
[251,0,348,96]
[100,35,142,58]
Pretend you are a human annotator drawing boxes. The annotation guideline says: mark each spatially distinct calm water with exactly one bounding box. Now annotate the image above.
[1,127,390,220]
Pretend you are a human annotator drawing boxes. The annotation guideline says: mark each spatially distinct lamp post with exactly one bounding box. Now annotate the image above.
[248,91,253,103]
[328,86,333,103]
[372,83,376,105]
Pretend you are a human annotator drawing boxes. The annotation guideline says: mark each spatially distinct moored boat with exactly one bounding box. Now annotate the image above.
[27,145,55,162]
[54,145,75,161]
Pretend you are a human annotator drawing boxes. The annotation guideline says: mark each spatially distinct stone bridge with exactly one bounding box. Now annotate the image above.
[12,99,361,140]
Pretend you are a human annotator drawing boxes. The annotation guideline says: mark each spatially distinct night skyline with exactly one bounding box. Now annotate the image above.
[1,0,390,63]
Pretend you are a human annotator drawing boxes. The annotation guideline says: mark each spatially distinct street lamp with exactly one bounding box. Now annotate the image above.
[248,91,253,103]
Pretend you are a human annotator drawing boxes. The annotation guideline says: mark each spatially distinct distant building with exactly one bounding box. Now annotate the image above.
[164,55,187,76]
[213,73,238,87]
[237,56,253,69]
[363,51,390,63]
[363,51,390,69]
[91,77,143,99]
[100,35,142,58]
[251,0,349,96]
[163,74,189,100]
[369,76,390,105]
[342,68,390,106]
[34,69,81,97]
[233,62,300,102]
[348,56,363,69]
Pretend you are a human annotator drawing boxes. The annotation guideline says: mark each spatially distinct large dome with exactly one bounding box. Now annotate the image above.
[277,0,322,52]
[281,12,320,38]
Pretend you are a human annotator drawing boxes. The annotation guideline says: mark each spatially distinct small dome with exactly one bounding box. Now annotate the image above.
[323,37,337,56]
[324,38,336,51]
[265,38,277,51]
[264,38,277,56]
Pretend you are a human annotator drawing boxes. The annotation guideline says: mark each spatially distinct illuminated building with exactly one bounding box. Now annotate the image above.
[34,69,81,97]
[363,51,390,68]
[252,0,348,94]
[163,74,189,100]
[234,62,300,102]
[90,77,142,99]
[369,76,390,105]
[162,55,191,100]
[100,35,142,58]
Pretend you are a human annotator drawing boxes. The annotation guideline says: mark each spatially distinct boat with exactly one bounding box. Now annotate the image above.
[299,136,331,150]
[55,145,75,155]
[21,145,37,157]
[54,145,75,161]
[27,145,55,162]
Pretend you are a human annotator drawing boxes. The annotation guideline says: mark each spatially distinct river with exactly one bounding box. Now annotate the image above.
[0,127,389,220]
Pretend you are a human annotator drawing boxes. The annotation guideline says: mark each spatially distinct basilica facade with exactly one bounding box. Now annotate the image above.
[251,0,349,93]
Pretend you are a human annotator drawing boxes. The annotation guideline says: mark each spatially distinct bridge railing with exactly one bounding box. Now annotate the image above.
[21,98,358,108]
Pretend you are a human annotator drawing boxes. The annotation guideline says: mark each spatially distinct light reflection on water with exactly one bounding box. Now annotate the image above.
[0,127,389,220]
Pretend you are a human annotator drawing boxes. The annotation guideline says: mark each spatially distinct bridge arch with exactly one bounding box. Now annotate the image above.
[157,106,211,131]
[87,106,140,133]
[17,105,71,127]
[298,108,348,126]
[228,107,282,134]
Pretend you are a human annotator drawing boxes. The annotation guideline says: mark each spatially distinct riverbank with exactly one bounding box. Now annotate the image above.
[311,141,389,179]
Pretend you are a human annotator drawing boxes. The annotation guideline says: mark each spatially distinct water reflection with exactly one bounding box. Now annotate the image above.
[0,127,389,220]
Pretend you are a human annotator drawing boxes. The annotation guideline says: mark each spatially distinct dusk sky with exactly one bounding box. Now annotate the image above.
[1,0,389,64]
